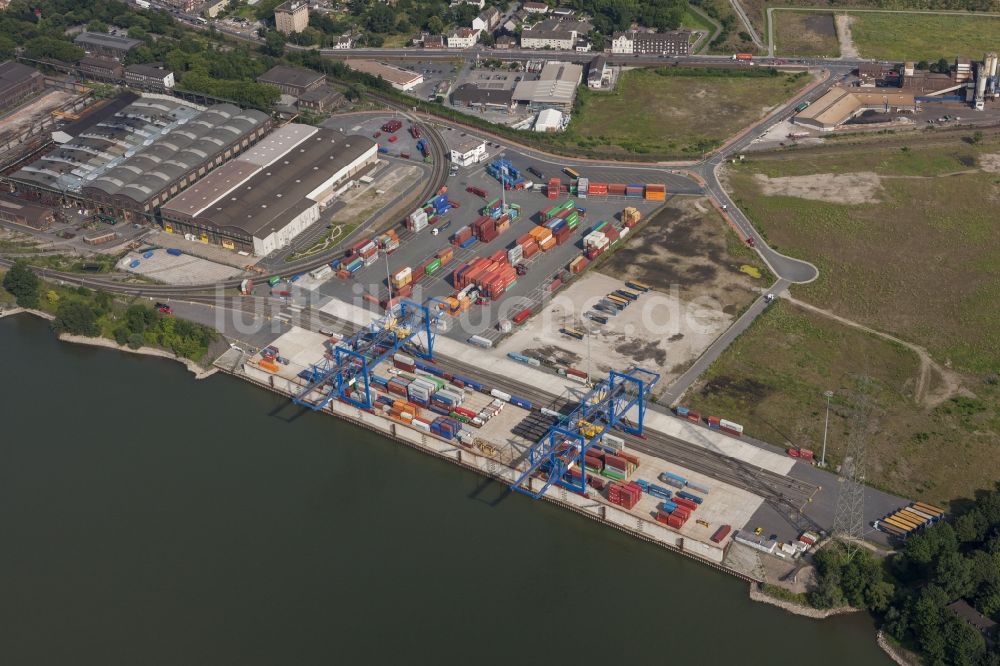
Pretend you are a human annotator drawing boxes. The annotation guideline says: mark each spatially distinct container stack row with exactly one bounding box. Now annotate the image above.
[451,255,518,299]
[607,481,643,509]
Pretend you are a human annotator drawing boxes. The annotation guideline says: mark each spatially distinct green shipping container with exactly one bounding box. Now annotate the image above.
[426,259,441,274]
[594,221,608,232]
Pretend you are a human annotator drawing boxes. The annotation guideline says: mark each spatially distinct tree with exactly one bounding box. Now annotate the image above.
[3,261,40,308]
[427,15,444,34]
[971,130,984,145]
[366,4,396,33]
[86,19,108,32]
[916,60,929,70]
[0,35,16,61]
[128,26,147,40]
[263,30,286,57]
[24,36,85,63]
[52,301,100,337]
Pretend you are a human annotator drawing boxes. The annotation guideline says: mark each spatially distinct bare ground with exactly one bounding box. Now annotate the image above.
[835,14,860,59]
[752,172,883,204]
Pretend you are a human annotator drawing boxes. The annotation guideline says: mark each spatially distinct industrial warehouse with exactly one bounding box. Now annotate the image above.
[9,96,271,223]
[159,126,377,255]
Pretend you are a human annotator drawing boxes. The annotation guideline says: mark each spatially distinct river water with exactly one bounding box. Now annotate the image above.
[0,314,890,665]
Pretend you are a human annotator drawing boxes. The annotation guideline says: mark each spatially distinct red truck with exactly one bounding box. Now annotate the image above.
[733,53,753,62]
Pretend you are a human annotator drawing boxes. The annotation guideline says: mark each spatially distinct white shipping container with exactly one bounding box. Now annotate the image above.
[468,335,493,348]
[490,388,512,401]
[411,420,431,432]
[393,352,414,365]
[719,419,744,434]
[310,265,333,280]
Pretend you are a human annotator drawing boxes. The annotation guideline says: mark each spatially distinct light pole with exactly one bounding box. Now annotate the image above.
[821,390,834,467]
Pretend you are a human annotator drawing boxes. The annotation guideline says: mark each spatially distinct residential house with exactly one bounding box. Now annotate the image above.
[472,6,501,33]
[522,1,548,13]
[611,29,691,56]
[447,27,480,49]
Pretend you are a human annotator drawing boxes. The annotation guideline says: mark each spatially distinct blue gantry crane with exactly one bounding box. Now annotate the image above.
[510,367,660,499]
[294,299,440,411]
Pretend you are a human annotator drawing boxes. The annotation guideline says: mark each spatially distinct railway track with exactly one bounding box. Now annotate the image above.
[0,103,449,296]
[184,293,819,512]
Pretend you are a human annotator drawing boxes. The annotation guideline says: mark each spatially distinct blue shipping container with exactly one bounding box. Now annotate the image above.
[166,248,182,256]
[509,396,532,410]
[676,406,689,416]
[460,237,478,249]
[677,491,704,505]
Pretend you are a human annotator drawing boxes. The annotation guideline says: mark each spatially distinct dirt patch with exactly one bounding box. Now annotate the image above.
[700,375,772,403]
[753,172,882,204]
[615,338,668,365]
[598,197,765,312]
[835,14,859,59]
[979,153,1000,172]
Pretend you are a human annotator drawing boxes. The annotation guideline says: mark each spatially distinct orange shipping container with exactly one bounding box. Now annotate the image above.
[540,237,556,251]
[259,359,279,373]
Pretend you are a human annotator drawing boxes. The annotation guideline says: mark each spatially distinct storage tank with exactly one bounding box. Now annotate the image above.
[987,52,998,78]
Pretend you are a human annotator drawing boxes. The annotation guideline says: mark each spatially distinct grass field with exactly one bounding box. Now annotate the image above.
[774,11,839,57]
[558,68,811,159]
[687,301,1000,503]
[704,134,1000,500]
[848,12,1000,61]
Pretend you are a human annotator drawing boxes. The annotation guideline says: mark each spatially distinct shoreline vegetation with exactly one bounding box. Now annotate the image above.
[0,307,214,378]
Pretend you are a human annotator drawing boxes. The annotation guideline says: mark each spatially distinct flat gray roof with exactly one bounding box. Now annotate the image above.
[257,65,325,91]
[74,31,141,51]
[160,124,318,217]
[163,128,375,238]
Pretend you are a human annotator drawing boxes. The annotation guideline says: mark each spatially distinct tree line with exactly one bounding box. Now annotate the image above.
[2,262,217,361]
[812,486,1000,666]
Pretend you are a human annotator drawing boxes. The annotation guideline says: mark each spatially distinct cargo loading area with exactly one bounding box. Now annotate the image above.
[233,324,774,560]
[306,160,665,345]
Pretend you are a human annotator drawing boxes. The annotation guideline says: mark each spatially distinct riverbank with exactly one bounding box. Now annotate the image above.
[749,583,859,618]
[1,307,215,379]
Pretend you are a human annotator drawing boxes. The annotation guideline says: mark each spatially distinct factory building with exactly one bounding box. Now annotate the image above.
[511,61,583,112]
[9,96,271,223]
[124,64,175,92]
[256,65,325,97]
[344,60,424,91]
[159,126,377,255]
[793,86,917,131]
[0,194,55,230]
[73,32,141,60]
[0,61,45,110]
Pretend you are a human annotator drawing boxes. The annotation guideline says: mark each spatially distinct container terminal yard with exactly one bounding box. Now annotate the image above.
[0,98,919,583]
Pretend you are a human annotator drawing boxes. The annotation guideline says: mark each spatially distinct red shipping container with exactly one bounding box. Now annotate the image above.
[522,240,540,258]
[548,278,562,292]
[711,525,732,543]
[799,448,815,461]
[672,507,691,520]
[604,226,620,241]
[513,308,532,324]
[490,250,507,265]
[673,497,698,512]
[517,233,533,246]
[708,416,721,425]
[667,515,685,529]
[554,226,572,245]
[686,411,701,423]
[655,511,672,525]
[396,283,413,298]
[619,452,640,467]
[585,247,601,261]
[566,367,588,378]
